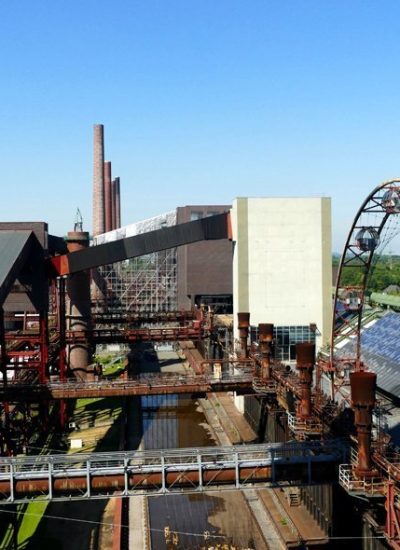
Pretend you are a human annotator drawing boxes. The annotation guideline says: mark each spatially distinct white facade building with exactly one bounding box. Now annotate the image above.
[232,197,332,357]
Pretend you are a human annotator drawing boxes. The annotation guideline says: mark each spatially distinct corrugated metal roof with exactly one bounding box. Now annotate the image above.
[0,231,34,304]
[339,313,400,398]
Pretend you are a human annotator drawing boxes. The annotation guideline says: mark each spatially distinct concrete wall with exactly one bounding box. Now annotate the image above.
[232,197,332,350]
[176,205,233,310]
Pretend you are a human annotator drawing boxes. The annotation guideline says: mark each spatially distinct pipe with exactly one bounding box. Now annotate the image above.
[0,467,272,498]
[296,342,315,420]
[350,371,376,477]
[104,161,112,233]
[66,231,92,381]
[237,312,250,358]
[93,124,105,236]
[258,323,274,380]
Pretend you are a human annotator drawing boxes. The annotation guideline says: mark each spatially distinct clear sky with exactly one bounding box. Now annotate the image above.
[1,1,400,251]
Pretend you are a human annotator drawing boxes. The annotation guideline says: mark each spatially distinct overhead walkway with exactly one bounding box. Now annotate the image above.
[0,440,345,504]
[0,371,257,399]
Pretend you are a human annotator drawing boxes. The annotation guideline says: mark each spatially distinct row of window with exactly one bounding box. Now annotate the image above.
[250,325,316,361]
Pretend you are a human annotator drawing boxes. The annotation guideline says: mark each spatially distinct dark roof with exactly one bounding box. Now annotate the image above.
[0,231,39,305]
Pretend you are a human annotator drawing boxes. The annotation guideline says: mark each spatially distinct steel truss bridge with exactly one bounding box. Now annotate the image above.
[0,372,256,399]
[0,440,345,504]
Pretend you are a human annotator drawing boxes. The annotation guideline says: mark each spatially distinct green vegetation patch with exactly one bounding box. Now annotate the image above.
[17,501,49,546]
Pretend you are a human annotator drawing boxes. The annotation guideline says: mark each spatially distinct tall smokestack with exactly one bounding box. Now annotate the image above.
[93,124,105,236]
[111,178,117,230]
[115,177,121,229]
[104,161,112,233]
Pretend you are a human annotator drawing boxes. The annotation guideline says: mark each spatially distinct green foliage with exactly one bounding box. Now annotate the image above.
[333,254,400,293]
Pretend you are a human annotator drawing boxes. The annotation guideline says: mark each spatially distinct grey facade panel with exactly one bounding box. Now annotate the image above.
[176,206,233,310]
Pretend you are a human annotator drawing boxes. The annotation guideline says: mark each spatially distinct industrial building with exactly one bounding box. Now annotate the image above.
[232,196,332,356]
[1,127,400,549]
[93,204,233,313]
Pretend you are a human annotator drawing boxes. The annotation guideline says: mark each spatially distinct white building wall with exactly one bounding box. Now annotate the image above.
[232,197,332,350]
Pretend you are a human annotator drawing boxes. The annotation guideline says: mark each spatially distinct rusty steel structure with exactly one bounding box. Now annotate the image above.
[317,178,400,549]
[320,179,400,401]
[3,177,400,547]
[0,371,255,400]
[0,441,344,504]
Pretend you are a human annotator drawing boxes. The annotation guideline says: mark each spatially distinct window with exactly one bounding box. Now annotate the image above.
[250,325,316,362]
[190,211,203,221]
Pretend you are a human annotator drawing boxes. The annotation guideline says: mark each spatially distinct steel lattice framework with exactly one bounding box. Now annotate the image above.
[93,211,177,312]
[321,179,400,400]
[0,440,344,504]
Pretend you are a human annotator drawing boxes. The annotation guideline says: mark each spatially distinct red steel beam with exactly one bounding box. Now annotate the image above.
[0,467,271,499]
[0,379,253,400]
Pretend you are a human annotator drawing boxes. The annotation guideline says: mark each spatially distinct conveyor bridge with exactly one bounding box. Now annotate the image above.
[0,372,256,399]
[0,440,345,504]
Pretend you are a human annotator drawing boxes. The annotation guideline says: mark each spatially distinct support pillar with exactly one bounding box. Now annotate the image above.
[296,343,315,420]
[59,400,67,430]
[58,277,67,381]
[66,231,93,381]
[39,310,49,383]
[350,370,376,477]
[237,312,250,358]
[258,323,274,380]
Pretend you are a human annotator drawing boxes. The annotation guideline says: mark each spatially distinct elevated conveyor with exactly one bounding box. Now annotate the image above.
[0,440,345,504]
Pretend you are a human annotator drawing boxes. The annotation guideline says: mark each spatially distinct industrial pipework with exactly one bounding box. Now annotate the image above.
[296,342,315,420]
[258,323,274,380]
[66,230,92,380]
[237,312,250,358]
[350,370,377,477]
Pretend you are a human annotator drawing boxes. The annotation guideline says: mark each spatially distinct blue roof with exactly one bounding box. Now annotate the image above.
[339,313,400,398]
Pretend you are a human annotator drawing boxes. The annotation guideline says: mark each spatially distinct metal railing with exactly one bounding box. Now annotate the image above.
[0,440,345,504]
[338,464,386,496]
[287,412,323,436]
[0,370,256,398]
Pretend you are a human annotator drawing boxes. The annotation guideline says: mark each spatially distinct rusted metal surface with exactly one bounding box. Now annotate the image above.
[296,343,315,420]
[0,468,272,497]
[350,371,376,406]
[0,440,344,504]
[237,312,250,358]
[237,312,250,328]
[0,372,255,399]
[350,371,377,476]
[66,326,203,344]
[258,323,273,342]
[66,231,92,380]
[258,323,274,380]
[93,310,196,324]
[296,343,315,367]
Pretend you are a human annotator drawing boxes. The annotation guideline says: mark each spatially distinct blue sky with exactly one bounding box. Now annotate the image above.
[1,1,400,250]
